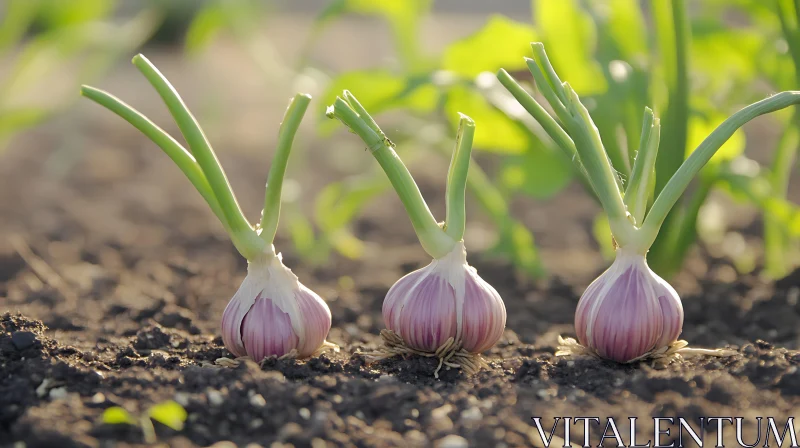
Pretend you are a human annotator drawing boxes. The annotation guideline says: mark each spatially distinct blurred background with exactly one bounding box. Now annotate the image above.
[1,0,799,284]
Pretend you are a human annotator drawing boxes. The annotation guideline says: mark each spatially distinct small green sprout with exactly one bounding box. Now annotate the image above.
[101,400,187,444]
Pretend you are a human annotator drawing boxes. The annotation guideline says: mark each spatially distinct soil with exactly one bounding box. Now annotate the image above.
[2,51,800,448]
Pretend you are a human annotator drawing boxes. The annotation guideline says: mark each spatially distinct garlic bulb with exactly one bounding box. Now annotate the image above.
[574,248,684,362]
[383,242,506,354]
[221,252,331,360]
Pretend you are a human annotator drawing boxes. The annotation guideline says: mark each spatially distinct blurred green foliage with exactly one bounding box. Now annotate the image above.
[307,0,800,279]
[308,2,571,276]
[0,0,159,152]
[182,0,264,55]
[6,0,799,279]
[316,0,433,70]
[169,0,798,278]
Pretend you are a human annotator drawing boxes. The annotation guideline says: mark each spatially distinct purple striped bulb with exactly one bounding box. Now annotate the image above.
[383,242,506,353]
[221,252,331,361]
[574,248,684,362]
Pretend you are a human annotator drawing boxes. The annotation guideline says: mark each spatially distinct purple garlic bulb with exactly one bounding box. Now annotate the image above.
[221,252,331,361]
[382,241,506,353]
[574,248,684,362]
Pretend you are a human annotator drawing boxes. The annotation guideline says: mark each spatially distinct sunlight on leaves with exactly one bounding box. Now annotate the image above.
[685,113,745,164]
[445,85,528,153]
[0,107,49,136]
[319,71,437,134]
[315,0,432,66]
[148,400,187,431]
[318,0,431,24]
[500,145,573,199]
[102,407,136,426]
[0,0,40,53]
[313,176,388,260]
[606,0,647,59]
[767,200,800,236]
[184,0,264,55]
[761,44,797,92]
[315,176,388,232]
[345,0,430,20]
[37,0,113,29]
[691,26,763,95]
[534,0,607,95]
[701,0,775,24]
[1,7,158,109]
[442,15,537,78]
[184,3,226,54]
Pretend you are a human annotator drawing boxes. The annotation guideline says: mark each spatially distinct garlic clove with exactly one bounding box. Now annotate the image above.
[382,269,421,334]
[294,285,332,357]
[654,279,684,349]
[221,285,258,358]
[461,269,506,353]
[241,296,298,361]
[220,299,246,357]
[395,272,458,352]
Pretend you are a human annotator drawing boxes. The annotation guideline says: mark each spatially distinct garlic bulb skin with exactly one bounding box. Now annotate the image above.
[221,251,331,361]
[382,241,506,353]
[574,248,683,362]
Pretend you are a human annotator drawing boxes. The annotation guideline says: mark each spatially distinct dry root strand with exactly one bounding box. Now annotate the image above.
[358,329,488,378]
[211,340,340,368]
[556,336,736,367]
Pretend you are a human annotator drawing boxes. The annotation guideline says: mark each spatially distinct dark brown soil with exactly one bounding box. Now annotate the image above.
[2,59,800,448]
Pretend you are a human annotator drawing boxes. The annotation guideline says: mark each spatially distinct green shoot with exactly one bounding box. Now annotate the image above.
[624,108,660,226]
[444,114,475,241]
[653,0,690,197]
[524,57,571,126]
[147,400,188,431]
[328,91,477,259]
[636,91,800,251]
[502,42,800,256]
[82,54,311,261]
[102,400,187,445]
[523,44,634,245]
[328,94,455,258]
[259,93,311,244]
[130,55,256,251]
[79,86,227,230]
[560,84,631,238]
[495,68,577,161]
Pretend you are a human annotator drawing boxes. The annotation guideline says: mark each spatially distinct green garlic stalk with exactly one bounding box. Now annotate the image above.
[81,54,333,361]
[501,43,800,363]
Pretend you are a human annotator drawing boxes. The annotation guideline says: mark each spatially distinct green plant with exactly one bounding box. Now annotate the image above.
[505,42,800,362]
[329,91,506,377]
[313,2,560,277]
[102,400,187,444]
[703,0,800,278]
[164,0,799,278]
[308,0,800,279]
[81,55,334,361]
[0,0,159,153]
